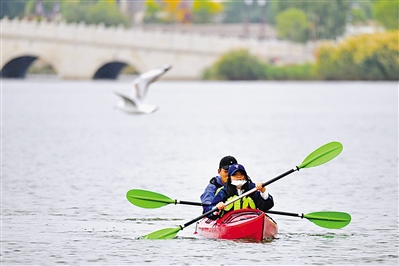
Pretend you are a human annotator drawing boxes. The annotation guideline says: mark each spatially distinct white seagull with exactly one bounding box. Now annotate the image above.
[114,64,172,114]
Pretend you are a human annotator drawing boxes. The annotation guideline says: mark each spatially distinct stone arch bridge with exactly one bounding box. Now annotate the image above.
[1,18,316,80]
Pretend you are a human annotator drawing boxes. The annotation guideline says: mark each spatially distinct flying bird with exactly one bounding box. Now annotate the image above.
[114,64,172,114]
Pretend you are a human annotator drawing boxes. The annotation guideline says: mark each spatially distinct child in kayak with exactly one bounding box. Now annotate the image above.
[200,155,238,213]
[204,163,274,219]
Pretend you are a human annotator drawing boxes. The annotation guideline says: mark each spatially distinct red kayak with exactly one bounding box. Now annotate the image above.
[196,209,278,242]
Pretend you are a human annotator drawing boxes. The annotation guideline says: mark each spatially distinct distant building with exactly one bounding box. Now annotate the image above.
[117,0,145,25]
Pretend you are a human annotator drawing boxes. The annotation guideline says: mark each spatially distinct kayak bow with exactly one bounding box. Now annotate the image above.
[196,209,278,242]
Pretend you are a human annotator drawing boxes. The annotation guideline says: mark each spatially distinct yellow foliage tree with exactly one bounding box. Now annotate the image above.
[316,31,399,80]
[162,0,191,23]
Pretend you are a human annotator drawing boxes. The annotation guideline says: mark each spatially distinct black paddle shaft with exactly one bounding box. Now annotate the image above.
[262,168,298,187]
[178,200,209,206]
[266,210,303,218]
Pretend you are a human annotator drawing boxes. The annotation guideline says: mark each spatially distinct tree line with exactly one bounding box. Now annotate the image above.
[1,0,397,43]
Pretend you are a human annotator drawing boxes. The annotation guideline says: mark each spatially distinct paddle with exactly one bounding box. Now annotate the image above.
[127,189,351,229]
[266,210,351,229]
[139,141,343,239]
[126,189,208,209]
[262,141,343,187]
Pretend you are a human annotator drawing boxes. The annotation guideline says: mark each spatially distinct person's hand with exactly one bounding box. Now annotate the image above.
[216,202,226,210]
[256,182,266,193]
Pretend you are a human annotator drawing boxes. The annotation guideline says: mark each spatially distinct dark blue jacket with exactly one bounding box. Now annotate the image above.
[200,176,223,212]
[204,181,274,219]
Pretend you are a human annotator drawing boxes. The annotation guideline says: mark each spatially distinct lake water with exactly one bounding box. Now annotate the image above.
[1,79,398,265]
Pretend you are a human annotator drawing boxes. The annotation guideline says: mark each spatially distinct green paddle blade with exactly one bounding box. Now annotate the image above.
[140,227,181,240]
[303,211,351,229]
[297,141,343,169]
[126,189,175,209]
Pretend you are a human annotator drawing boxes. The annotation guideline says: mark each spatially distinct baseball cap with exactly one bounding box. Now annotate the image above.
[228,164,247,177]
[219,155,237,170]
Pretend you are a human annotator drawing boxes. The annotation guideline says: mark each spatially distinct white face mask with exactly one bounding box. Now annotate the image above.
[231,180,247,188]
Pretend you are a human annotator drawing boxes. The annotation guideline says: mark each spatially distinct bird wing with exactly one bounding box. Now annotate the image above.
[114,90,138,108]
[132,64,172,102]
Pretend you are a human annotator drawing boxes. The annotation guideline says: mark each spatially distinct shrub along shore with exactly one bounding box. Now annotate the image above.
[203,31,399,81]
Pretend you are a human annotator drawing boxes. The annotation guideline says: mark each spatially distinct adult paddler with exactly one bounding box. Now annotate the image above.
[200,155,237,213]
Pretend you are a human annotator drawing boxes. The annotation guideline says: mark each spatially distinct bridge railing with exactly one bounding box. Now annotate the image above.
[1,17,317,65]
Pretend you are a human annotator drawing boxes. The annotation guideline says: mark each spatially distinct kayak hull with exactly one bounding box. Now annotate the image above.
[197,209,278,242]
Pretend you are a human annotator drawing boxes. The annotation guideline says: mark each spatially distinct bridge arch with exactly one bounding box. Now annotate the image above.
[80,49,147,79]
[1,56,37,78]
[93,62,126,80]
[92,59,142,80]
[1,51,59,78]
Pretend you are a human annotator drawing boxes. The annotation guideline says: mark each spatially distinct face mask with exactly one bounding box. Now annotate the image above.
[231,180,247,188]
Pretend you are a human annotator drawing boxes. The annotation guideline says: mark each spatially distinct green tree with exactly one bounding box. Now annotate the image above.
[192,0,223,24]
[275,0,351,40]
[9,0,63,20]
[214,49,265,80]
[276,8,309,43]
[0,0,28,19]
[372,0,399,30]
[351,7,367,25]
[221,0,277,24]
[221,1,247,23]
[87,1,129,27]
[356,0,373,20]
[143,0,163,23]
[349,0,373,24]
[60,1,91,23]
[60,0,128,27]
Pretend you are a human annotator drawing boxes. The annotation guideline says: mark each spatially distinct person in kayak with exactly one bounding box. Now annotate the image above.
[204,163,274,219]
[200,155,238,213]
